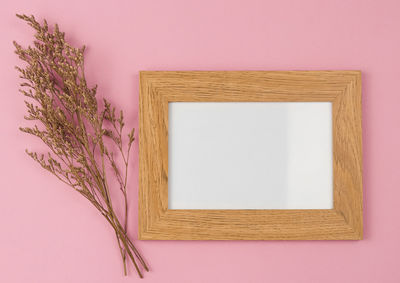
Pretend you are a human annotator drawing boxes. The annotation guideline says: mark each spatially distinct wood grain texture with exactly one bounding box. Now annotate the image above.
[139,71,363,240]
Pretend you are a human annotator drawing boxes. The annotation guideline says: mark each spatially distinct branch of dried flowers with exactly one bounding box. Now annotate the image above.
[14,14,148,278]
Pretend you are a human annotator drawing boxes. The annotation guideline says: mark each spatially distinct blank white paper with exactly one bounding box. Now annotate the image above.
[168,102,333,209]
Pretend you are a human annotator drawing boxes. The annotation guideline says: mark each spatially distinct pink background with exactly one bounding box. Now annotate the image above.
[1,0,399,282]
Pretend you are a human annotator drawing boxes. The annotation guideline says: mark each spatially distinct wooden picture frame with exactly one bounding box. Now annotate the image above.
[139,71,362,240]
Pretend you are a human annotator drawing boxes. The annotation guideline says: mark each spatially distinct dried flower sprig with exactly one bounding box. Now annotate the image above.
[14,14,148,277]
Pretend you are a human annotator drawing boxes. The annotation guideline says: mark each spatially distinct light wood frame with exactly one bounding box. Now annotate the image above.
[139,71,363,240]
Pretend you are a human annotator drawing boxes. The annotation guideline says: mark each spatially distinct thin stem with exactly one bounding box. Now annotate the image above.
[114,231,127,276]
[109,209,149,271]
[103,211,143,278]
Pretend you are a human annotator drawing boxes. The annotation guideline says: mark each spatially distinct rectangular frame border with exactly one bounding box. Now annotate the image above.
[139,71,363,240]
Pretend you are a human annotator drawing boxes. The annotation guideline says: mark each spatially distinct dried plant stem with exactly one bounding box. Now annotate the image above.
[14,14,148,277]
